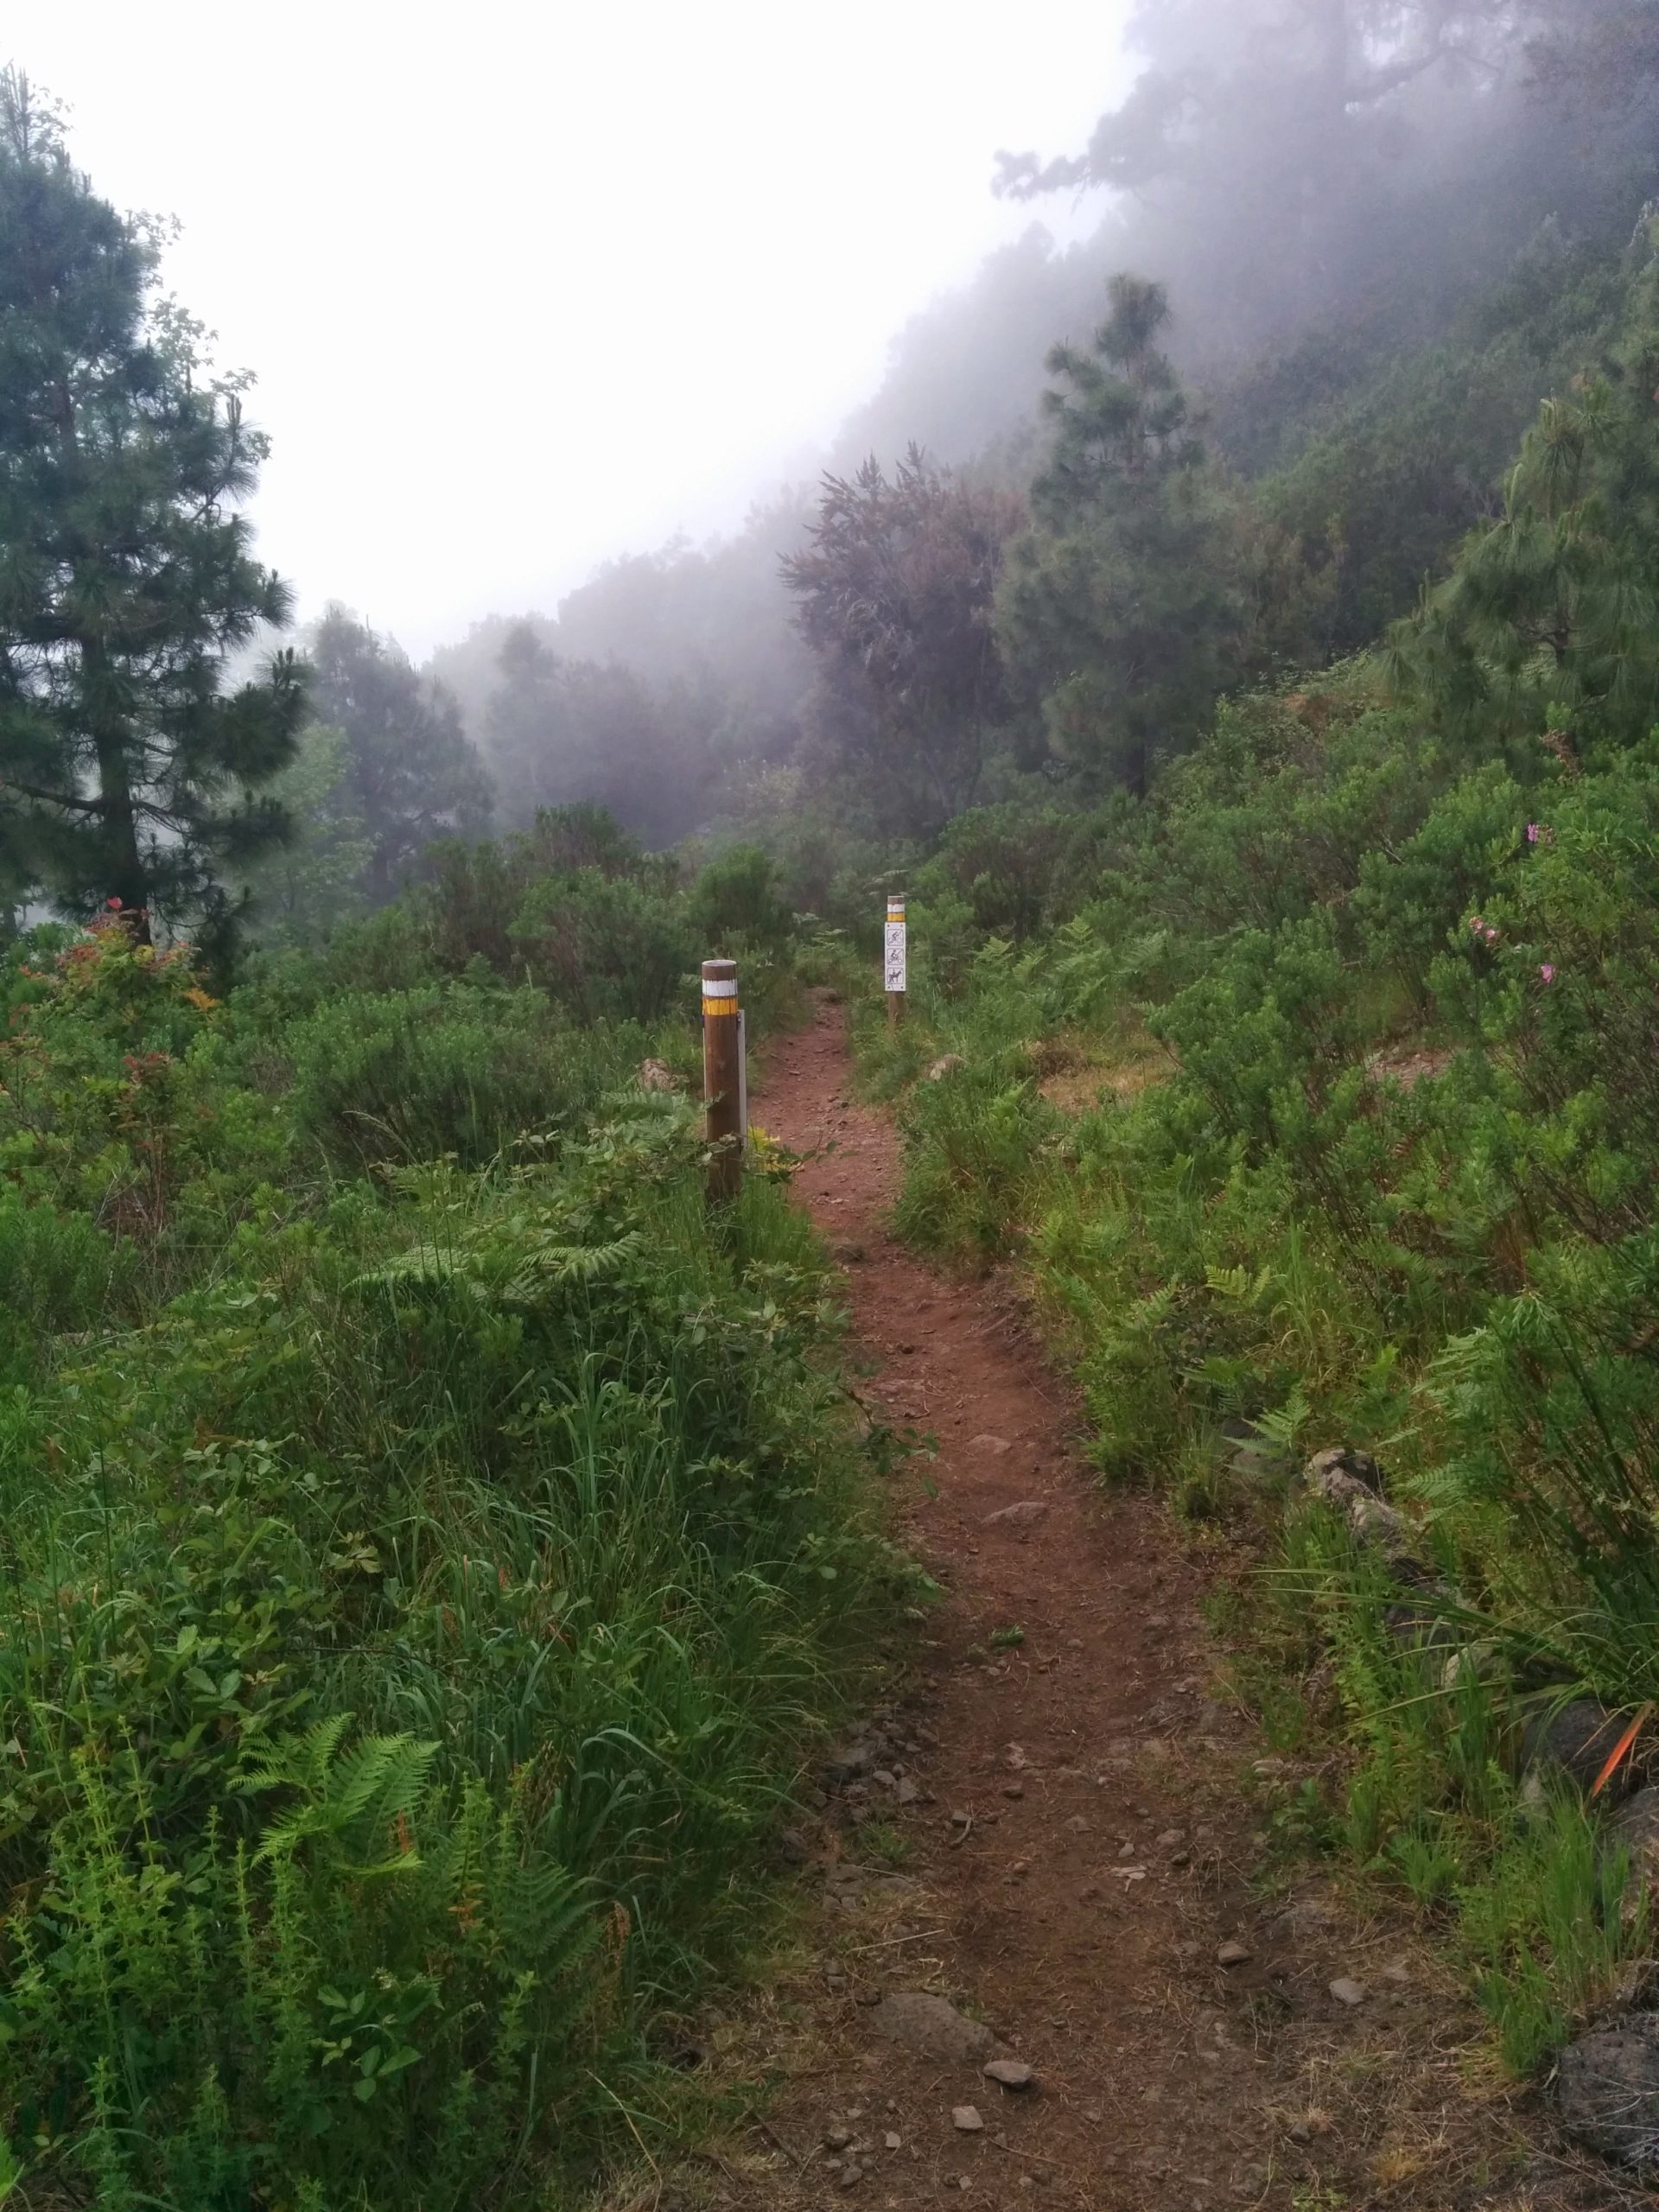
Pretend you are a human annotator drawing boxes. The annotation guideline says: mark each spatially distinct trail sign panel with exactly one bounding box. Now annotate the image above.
[885,895,907,995]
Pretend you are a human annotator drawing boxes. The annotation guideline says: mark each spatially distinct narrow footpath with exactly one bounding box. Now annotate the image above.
[709,991,1625,2212]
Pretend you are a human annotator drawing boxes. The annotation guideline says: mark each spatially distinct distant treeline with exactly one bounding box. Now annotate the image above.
[7,4,1658,950]
[386,2,1659,880]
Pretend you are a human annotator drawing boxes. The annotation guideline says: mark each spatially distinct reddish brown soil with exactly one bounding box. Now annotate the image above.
[689,994,1636,2212]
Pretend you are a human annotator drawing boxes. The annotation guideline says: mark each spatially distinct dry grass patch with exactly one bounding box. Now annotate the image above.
[1029,1025,1170,1115]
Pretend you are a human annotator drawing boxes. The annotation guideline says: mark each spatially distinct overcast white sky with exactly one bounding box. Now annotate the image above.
[9,2,1128,657]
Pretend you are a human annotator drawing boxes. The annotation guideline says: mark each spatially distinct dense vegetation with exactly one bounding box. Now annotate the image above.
[0,821,886,2207]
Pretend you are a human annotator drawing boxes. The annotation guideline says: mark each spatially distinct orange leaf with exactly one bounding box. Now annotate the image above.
[1591,1702,1653,1798]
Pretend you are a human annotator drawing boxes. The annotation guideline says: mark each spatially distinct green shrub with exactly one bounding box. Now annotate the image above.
[511,869,696,1027]
[893,1053,1059,1264]
[283,983,639,1167]
[689,842,795,957]
[0,1189,127,1378]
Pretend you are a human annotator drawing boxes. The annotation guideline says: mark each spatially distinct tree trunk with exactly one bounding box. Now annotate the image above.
[93,728,150,944]
[61,340,152,943]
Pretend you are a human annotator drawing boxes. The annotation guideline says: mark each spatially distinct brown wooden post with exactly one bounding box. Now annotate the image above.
[702,957,744,1203]
[885,893,907,1031]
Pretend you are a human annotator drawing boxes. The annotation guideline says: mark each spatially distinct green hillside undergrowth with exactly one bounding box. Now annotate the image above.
[853,640,1659,2070]
[0,854,892,2211]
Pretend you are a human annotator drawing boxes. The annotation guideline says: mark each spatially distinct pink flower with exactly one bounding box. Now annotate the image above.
[1540,963,1556,984]
[1483,925,1498,944]
[1469,915,1484,933]
[105,896,123,910]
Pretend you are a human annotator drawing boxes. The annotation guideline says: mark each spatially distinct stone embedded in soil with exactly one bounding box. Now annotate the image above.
[983,1499,1049,1528]
[824,2125,852,2149]
[868,1991,1001,2064]
[1329,1977,1368,2006]
[1440,1638,1505,1694]
[1605,1784,1659,1906]
[983,2058,1035,2090]
[1302,1445,1384,1494]
[1312,1463,1442,1589]
[969,1432,1013,1453]
[952,2106,985,2133]
[1217,1940,1253,1967]
[824,1742,876,1785]
[1556,2013,1659,2170]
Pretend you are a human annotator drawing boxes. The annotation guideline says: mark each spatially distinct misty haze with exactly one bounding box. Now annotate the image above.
[4,5,1659,2207]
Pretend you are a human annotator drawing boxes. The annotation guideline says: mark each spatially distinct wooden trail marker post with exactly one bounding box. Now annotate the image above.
[701,957,745,1203]
[885,892,907,1030]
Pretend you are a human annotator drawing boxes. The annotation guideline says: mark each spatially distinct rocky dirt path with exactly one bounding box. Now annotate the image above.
[698,992,1628,2212]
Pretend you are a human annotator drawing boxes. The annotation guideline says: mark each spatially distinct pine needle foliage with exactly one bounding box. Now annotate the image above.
[0,69,305,955]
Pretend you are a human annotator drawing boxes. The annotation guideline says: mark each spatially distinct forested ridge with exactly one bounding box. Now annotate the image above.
[10,4,1659,2202]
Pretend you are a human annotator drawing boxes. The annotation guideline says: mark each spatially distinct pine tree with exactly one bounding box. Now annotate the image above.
[996,276,1252,796]
[781,447,1021,836]
[308,607,493,902]
[1390,240,1659,764]
[0,69,305,951]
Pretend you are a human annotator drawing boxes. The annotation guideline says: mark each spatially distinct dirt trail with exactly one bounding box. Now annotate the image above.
[711,992,1622,2212]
